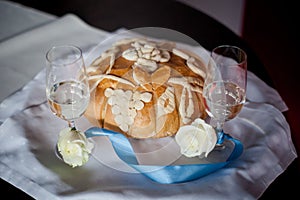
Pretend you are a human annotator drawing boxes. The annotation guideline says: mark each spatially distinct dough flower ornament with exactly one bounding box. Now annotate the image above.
[57,128,94,167]
[175,118,217,158]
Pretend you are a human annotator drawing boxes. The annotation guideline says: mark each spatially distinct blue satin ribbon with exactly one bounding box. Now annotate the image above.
[85,127,243,184]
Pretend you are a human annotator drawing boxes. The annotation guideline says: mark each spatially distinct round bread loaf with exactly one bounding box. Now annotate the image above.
[85,38,207,138]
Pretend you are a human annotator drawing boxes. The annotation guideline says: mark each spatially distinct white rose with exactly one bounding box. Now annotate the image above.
[57,127,94,167]
[175,118,217,158]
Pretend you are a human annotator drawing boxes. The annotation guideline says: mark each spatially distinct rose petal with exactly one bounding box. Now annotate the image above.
[57,128,94,167]
[175,118,217,158]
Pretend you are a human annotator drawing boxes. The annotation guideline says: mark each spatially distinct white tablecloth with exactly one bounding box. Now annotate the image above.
[0,1,297,200]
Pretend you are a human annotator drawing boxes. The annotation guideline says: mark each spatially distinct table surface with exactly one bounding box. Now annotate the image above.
[1,0,299,199]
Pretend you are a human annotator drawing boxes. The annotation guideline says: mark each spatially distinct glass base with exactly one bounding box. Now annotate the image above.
[55,143,63,161]
[214,143,226,151]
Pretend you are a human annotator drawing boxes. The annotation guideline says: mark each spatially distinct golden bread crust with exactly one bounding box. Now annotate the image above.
[85,38,207,138]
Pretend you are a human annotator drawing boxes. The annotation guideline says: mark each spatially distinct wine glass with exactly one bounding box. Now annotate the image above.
[45,45,90,156]
[203,45,247,147]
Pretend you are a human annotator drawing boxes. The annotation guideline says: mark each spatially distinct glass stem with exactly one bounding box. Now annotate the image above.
[216,121,225,145]
[68,120,76,130]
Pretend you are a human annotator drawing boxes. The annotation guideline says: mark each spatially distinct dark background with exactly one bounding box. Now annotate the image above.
[2,0,300,199]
